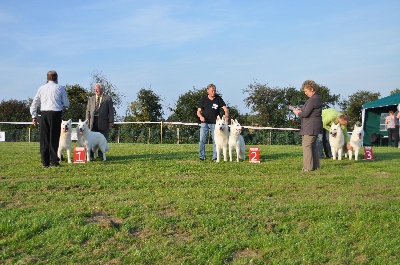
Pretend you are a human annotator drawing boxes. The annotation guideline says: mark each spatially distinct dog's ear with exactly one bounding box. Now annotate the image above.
[216,115,220,121]
[235,119,238,123]
[68,119,72,123]
[231,119,234,125]
[79,119,82,123]
[85,119,89,124]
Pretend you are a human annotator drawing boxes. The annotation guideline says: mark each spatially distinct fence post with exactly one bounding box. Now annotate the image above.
[148,127,150,144]
[269,131,272,145]
[117,126,120,143]
[177,127,180,144]
[160,121,163,144]
[28,127,31,142]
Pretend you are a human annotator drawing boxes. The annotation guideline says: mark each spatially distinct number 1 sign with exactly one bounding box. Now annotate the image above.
[249,147,260,163]
[74,147,86,163]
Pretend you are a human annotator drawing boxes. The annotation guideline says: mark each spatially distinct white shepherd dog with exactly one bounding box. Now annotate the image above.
[329,122,344,160]
[75,126,83,147]
[77,119,109,162]
[57,119,72,163]
[214,115,229,162]
[348,124,364,160]
[229,119,245,162]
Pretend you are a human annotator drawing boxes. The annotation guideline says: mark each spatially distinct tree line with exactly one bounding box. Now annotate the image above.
[1,70,398,143]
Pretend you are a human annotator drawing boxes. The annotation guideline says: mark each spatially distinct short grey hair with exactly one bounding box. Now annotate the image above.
[94,83,103,91]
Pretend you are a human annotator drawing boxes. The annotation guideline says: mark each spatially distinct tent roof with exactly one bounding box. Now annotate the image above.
[362,93,400,109]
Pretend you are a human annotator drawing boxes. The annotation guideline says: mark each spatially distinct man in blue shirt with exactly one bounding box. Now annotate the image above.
[30,70,70,167]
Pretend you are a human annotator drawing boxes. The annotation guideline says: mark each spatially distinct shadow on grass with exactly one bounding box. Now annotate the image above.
[109,151,199,163]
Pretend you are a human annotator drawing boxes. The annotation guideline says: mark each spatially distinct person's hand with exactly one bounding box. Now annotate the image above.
[293,108,301,116]
[199,116,205,122]
[32,118,37,126]
[347,143,353,151]
[109,122,114,128]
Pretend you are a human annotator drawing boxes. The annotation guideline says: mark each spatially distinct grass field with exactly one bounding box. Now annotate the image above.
[1,142,399,264]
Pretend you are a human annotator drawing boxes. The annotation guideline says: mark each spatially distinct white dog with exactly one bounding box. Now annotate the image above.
[229,119,246,162]
[75,126,84,147]
[57,119,72,163]
[214,115,229,162]
[77,119,109,162]
[329,122,344,160]
[348,124,364,160]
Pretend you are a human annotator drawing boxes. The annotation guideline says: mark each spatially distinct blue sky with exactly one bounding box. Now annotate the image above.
[1,0,399,118]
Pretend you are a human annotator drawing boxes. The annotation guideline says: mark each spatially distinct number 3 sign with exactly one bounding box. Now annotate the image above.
[249,147,260,163]
[363,146,374,161]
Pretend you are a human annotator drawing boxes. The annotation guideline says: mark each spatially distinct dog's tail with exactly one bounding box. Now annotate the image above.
[104,142,110,152]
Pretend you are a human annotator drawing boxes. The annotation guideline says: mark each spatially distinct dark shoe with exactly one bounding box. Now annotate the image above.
[199,157,205,161]
[42,164,49,168]
[50,162,60,167]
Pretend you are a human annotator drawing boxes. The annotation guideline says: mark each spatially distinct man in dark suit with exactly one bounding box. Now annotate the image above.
[86,83,114,158]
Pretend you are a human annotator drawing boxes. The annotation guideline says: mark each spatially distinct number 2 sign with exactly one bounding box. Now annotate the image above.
[249,147,260,163]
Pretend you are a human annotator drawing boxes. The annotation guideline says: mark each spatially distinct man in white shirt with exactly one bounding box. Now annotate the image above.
[30,70,70,167]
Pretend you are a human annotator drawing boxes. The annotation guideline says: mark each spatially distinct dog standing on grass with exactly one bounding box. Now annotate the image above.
[57,119,72,163]
[329,122,344,160]
[214,115,229,162]
[75,125,83,147]
[229,119,245,162]
[77,119,109,162]
[348,124,364,160]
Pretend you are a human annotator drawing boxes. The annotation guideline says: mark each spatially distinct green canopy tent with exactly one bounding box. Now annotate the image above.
[362,93,400,145]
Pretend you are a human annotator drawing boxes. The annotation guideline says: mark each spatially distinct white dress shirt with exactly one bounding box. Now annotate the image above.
[30,81,70,118]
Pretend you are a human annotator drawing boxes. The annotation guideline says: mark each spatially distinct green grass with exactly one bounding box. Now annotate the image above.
[0,142,399,264]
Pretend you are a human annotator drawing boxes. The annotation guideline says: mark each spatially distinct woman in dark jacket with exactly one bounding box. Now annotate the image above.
[293,80,323,171]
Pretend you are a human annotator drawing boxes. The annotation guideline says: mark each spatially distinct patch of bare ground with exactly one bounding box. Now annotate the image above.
[86,211,122,229]
[231,248,262,263]
[129,226,152,239]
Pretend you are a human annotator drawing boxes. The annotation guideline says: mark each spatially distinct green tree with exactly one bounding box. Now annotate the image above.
[389,88,400,95]
[317,85,340,109]
[243,82,298,127]
[339,90,380,126]
[0,99,32,131]
[62,84,89,122]
[168,87,206,123]
[168,87,237,123]
[243,81,340,128]
[126,88,164,122]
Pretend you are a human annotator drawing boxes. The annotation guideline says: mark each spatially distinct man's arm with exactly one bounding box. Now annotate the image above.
[197,108,205,123]
[85,97,91,121]
[108,97,114,128]
[222,106,229,121]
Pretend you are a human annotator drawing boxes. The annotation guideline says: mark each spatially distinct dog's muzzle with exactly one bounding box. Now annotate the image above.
[330,132,337,137]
